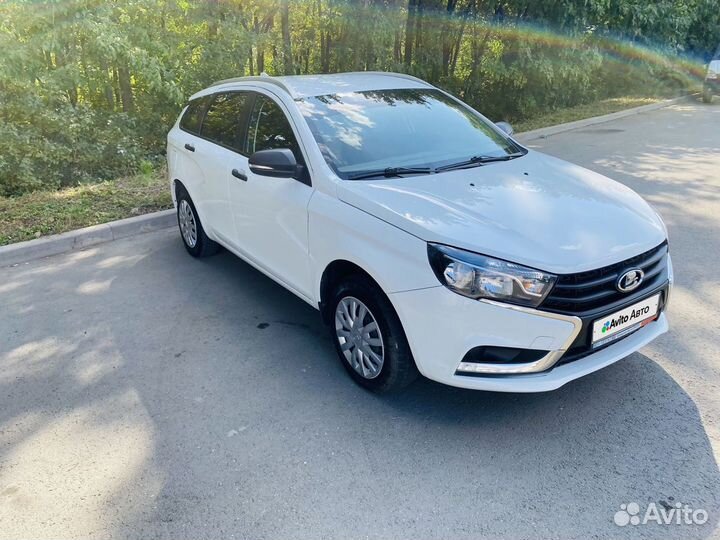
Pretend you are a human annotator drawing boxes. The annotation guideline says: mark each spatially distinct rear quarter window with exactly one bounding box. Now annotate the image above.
[179,98,207,134]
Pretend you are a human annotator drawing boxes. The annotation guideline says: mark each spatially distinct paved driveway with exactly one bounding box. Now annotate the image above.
[1,100,719,540]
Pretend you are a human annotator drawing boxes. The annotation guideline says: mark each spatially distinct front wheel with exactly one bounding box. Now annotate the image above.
[703,87,713,104]
[330,274,419,392]
[176,187,220,257]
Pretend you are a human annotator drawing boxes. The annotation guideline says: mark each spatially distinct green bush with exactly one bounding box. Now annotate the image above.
[0,98,146,196]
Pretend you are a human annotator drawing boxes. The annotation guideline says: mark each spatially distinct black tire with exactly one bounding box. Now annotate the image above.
[329,274,419,393]
[175,185,220,258]
[703,87,713,104]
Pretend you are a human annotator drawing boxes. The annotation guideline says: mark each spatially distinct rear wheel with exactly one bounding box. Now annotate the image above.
[703,87,713,104]
[330,274,418,392]
[175,186,220,257]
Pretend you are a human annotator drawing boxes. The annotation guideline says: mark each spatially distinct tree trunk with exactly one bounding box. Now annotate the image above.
[100,59,115,108]
[270,44,278,69]
[54,47,78,106]
[414,0,424,57]
[394,29,402,63]
[318,0,328,72]
[281,0,294,75]
[320,30,327,71]
[118,65,134,113]
[253,13,267,74]
[208,0,219,38]
[404,0,417,66]
[112,68,120,109]
[440,0,457,76]
[465,24,492,96]
[320,26,332,73]
[448,0,474,76]
[257,48,265,73]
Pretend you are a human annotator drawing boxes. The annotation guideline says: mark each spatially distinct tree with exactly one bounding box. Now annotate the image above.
[280,0,294,74]
[0,0,711,196]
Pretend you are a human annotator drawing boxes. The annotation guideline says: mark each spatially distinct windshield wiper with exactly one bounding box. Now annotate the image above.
[435,152,525,173]
[347,166,433,180]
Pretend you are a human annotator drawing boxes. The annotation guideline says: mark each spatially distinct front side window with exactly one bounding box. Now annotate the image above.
[298,88,522,178]
[245,95,302,162]
[201,92,250,150]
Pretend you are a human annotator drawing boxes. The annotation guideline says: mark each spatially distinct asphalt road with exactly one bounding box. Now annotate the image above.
[1,100,719,540]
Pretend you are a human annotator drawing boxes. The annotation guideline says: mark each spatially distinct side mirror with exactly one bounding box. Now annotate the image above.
[495,121,514,136]
[248,148,298,178]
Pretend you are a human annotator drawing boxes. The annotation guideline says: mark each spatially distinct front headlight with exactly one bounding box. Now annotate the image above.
[427,243,557,307]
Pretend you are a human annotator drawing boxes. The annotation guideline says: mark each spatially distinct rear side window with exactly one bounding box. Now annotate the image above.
[201,92,251,150]
[245,95,302,162]
[179,98,206,134]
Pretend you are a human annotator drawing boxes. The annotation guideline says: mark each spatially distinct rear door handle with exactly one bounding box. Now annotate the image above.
[232,169,247,181]
[184,143,195,152]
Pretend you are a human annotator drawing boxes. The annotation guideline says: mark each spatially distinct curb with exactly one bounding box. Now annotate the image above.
[515,94,693,143]
[0,209,176,267]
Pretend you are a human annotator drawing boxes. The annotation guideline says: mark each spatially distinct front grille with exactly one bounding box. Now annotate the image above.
[554,287,668,367]
[541,242,668,316]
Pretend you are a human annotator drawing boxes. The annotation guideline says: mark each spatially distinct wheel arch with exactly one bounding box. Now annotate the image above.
[173,178,210,229]
[172,178,188,204]
[318,259,386,325]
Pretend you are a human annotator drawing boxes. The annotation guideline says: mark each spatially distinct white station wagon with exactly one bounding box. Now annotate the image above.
[167,72,672,393]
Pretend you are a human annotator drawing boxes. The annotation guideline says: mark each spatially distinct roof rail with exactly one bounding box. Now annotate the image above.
[209,71,433,99]
[210,74,293,95]
[352,71,433,87]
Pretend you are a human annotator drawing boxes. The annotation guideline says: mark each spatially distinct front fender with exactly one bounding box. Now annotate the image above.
[308,191,438,304]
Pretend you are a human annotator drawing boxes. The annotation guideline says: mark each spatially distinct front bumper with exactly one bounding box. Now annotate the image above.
[705,78,720,93]
[389,257,672,393]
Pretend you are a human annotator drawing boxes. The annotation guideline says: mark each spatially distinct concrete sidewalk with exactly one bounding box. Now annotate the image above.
[0,210,176,267]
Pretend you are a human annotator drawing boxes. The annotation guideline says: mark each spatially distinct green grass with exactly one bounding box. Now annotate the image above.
[0,94,685,247]
[0,170,172,246]
[513,96,666,133]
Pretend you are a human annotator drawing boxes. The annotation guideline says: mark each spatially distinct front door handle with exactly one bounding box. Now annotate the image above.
[184,143,195,152]
[232,169,248,181]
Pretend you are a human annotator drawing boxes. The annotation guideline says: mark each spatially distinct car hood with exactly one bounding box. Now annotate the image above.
[336,151,667,274]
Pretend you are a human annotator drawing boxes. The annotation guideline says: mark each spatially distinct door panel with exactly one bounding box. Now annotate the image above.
[192,92,252,244]
[170,97,211,223]
[168,130,204,208]
[228,93,314,298]
[190,138,235,243]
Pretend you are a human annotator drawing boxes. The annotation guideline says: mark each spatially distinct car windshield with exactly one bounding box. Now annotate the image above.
[297,88,522,179]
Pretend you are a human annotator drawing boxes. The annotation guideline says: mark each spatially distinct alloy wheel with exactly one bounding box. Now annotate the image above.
[334,296,385,379]
[178,199,198,248]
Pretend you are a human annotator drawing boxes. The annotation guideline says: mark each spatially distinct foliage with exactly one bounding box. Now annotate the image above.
[0,168,171,245]
[512,95,664,133]
[0,0,716,196]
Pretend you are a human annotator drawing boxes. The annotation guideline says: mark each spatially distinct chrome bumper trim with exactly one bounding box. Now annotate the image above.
[455,299,582,375]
